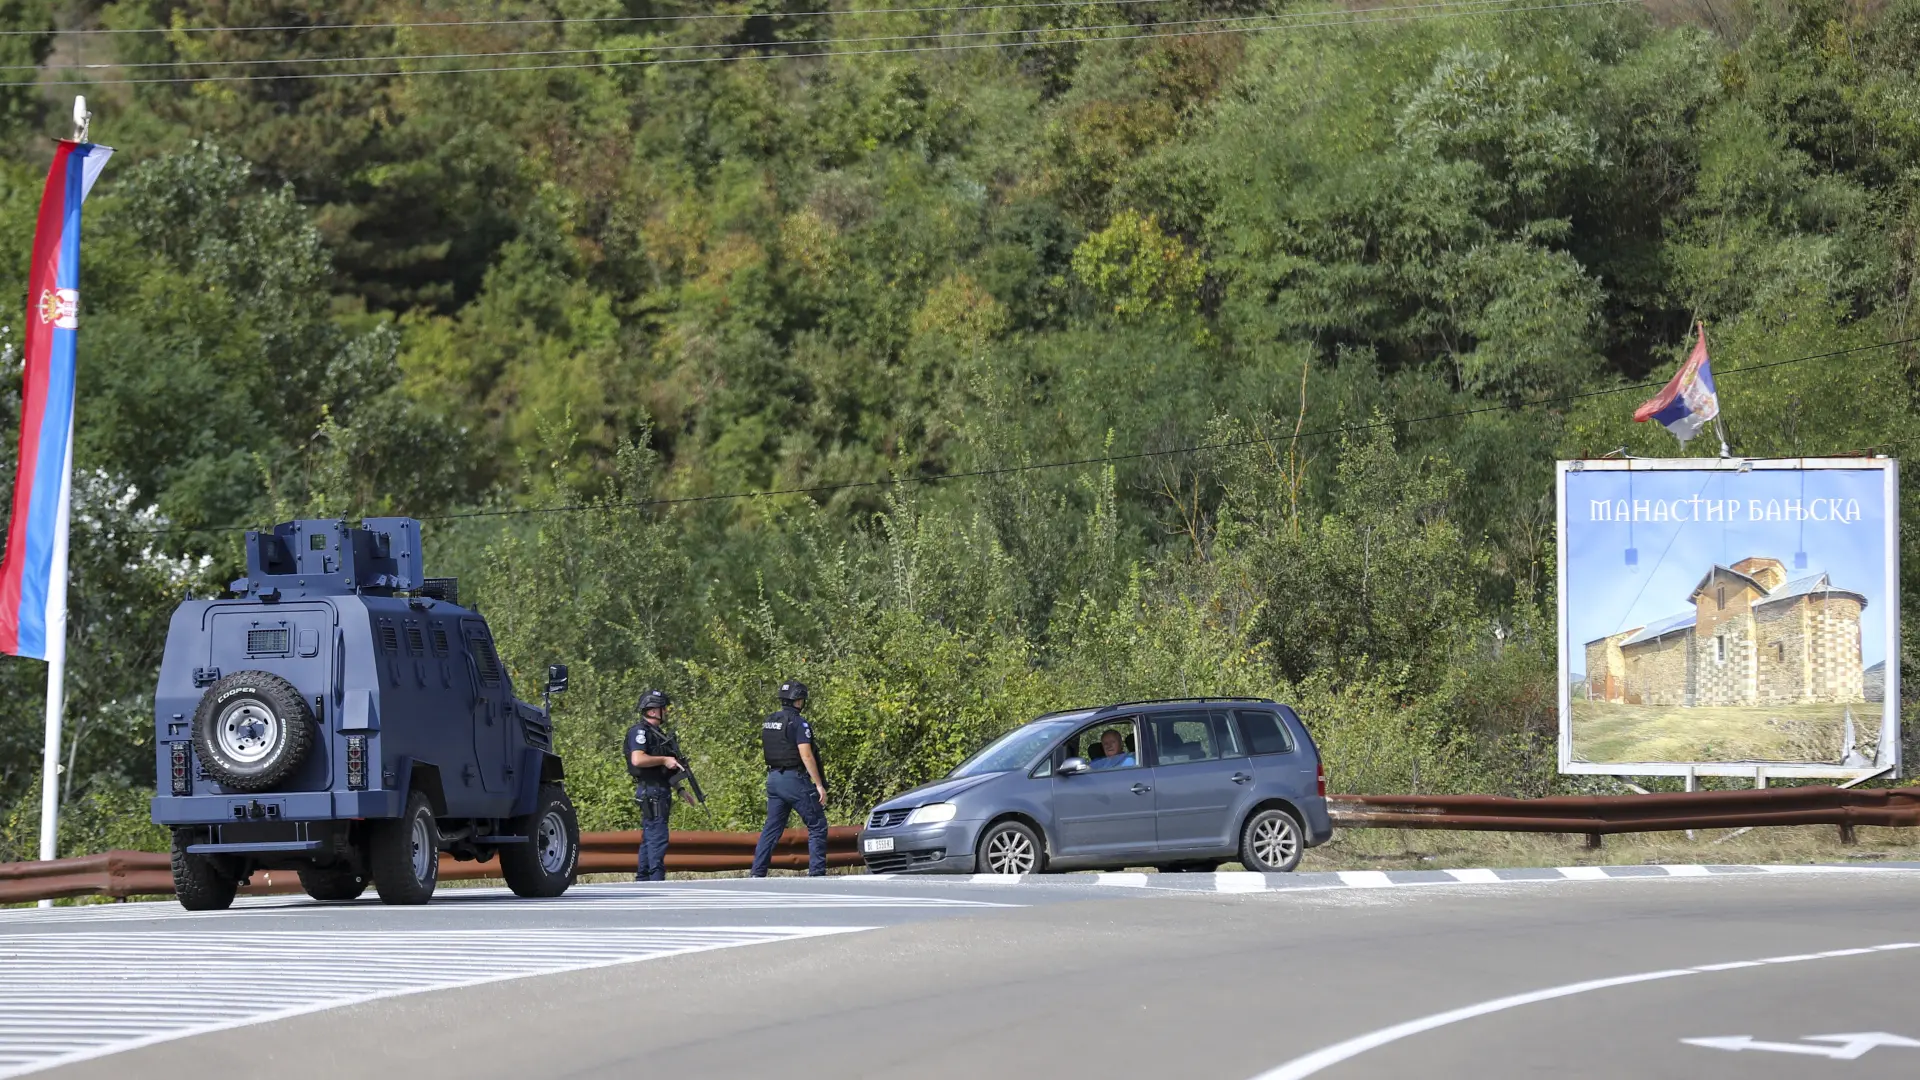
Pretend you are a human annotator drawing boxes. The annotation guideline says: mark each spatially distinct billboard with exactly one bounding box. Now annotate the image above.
[1557,458,1900,779]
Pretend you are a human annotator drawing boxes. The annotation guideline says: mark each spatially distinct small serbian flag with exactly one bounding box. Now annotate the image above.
[0,139,111,659]
[1633,323,1719,444]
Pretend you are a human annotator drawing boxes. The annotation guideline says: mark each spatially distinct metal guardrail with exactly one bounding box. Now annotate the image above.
[1325,787,1920,833]
[0,827,865,904]
[3,788,1913,903]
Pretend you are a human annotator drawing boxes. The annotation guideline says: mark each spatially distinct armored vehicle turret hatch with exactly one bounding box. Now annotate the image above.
[151,518,578,909]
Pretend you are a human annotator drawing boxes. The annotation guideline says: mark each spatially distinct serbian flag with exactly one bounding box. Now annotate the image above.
[1633,323,1719,444]
[0,140,111,659]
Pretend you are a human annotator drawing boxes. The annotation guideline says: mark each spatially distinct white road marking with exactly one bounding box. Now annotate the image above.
[1683,1032,1920,1060]
[0,885,1012,923]
[1248,942,1920,1079]
[0,927,868,1078]
[1336,871,1394,888]
[1094,873,1149,887]
[1556,866,1610,880]
[1663,864,1712,877]
[1443,868,1501,884]
[1215,872,1270,893]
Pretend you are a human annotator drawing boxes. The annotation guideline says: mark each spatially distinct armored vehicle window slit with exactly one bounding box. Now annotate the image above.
[404,624,426,656]
[378,620,399,654]
[430,626,450,655]
[246,628,290,655]
[474,635,502,686]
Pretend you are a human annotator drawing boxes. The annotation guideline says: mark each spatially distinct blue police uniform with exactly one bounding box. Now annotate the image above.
[750,705,829,877]
[626,720,673,881]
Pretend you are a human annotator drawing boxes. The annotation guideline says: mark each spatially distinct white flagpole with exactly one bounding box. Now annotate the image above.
[35,96,88,907]
[35,422,73,906]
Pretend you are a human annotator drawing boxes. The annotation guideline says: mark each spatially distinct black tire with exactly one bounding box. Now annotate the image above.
[170,829,237,911]
[192,670,314,793]
[975,820,1045,875]
[499,783,580,898]
[1239,807,1305,873]
[370,792,439,905]
[297,863,369,902]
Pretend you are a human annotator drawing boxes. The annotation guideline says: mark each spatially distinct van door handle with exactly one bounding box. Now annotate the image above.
[1131,783,1152,795]
[1231,772,1253,784]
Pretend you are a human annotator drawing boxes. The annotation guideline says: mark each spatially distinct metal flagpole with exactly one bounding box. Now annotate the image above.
[34,421,73,904]
[34,96,88,906]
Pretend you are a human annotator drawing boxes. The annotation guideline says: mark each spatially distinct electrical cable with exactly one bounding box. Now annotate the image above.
[0,0,1197,37]
[17,0,1531,72]
[132,334,1920,536]
[5,0,1636,86]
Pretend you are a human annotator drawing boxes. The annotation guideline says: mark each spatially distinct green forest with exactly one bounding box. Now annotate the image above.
[1,0,1917,858]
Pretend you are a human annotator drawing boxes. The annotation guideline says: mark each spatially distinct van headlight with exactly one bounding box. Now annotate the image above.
[905,802,957,825]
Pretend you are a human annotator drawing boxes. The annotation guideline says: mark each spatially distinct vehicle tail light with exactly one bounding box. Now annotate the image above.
[170,744,191,796]
[1316,760,1327,798]
[346,735,368,791]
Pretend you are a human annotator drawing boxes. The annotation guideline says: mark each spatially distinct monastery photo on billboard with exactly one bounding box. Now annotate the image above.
[1582,556,1870,709]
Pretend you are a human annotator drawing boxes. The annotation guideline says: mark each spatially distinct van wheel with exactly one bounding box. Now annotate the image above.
[170,829,237,911]
[500,783,579,898]
[976,821,1044,875]
[371,792,440,904]
[191,670,313,793]
[298,864,369,901]
[1239,808,1305,873]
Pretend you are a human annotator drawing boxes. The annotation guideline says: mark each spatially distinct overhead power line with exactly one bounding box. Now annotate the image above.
[3,0,1190,37]
[139,335,1920,537]
[7,0,1636,86]
[11,1,1537,73]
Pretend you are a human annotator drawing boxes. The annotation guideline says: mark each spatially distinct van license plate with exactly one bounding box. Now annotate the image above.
[864,837,894,853]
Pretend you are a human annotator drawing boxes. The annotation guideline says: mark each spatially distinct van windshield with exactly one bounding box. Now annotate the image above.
[948,717,1085,778]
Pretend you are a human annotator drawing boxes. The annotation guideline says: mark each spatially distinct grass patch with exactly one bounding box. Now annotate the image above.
[1297,824,1916,871]
[1571,701,1882,764]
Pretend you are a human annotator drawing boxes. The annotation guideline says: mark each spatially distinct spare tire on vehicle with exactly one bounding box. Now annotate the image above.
[192,670,314,792]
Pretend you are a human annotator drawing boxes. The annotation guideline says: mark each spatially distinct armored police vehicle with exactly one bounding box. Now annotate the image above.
[150,517,579,909]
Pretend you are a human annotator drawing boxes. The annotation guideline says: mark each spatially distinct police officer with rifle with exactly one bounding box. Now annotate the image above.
[626,689,700,881]
[750,679,830,877]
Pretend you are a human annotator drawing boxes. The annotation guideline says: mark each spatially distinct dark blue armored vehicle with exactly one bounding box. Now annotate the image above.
[150,517,579,909]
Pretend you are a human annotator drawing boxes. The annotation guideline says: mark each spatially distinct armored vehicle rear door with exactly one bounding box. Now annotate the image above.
[461,620,515,794]
[204,603,336,790]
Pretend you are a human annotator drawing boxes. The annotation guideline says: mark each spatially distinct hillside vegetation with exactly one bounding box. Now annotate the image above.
[1,0,1917,854]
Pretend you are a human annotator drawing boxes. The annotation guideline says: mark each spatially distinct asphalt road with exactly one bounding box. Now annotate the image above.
[8,866,1920,1079]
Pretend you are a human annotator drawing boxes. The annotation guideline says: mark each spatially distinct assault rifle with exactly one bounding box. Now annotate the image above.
[658,726,706,805]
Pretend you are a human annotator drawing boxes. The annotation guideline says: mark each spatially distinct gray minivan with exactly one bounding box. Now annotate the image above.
[857,697,1331,875]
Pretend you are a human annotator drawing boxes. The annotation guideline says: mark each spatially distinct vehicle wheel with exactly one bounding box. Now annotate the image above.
[975,820,1044,875]
[499,783,579,898]
[191,670,314,793]
[297,863,369,902]
[1239,808,1305,873]
[370,792,439,905]
[170,829,237,911]
[1156,861,1222,873]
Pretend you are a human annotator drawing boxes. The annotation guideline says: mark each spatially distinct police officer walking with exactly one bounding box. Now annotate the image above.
[749,680,830,877]
[626,689,686,882]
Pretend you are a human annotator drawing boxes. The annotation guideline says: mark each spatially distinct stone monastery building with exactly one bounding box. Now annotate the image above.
[1584,557,1866,707]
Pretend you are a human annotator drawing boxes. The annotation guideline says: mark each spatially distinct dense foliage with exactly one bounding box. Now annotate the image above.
[2,0,1918,856]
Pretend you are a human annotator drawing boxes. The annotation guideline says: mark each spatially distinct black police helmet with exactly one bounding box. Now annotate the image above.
[637,688,672,712]
[777,679,809,704]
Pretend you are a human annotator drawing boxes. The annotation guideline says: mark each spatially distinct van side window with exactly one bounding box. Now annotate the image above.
[1234,710,1295,756]
[1211,710,1242,756]
[1068,719,1140,771]
[1148,711,1219,766]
